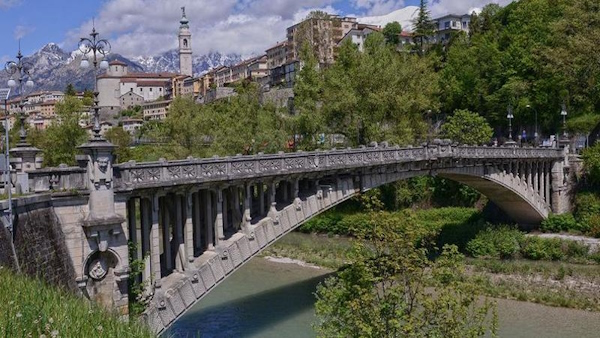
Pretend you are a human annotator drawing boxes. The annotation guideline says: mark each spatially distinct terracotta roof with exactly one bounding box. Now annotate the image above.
[109,60,128,66]
[121,80,170,87]
[98,72,178,79]
[266,41,288,52]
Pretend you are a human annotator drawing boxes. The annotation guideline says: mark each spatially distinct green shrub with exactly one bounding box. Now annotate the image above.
[540,213,579,233]
[565,240,590,258]
[466,226,524,259]
[298,211,345,234]
[520,237,564,261]
[574,192,600,235]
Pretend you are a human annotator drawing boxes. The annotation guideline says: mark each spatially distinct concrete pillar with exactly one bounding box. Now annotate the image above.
[192,192,202,256]
[173,194,185,271]
[150,195,161,282]
[126,199,138,255]
[268,181,277,214]
[527,161,533,188]
[222,188,229,236]
[540,163,546,202]
[140,198,152,282]
[216,189,225,241]
[232,186,241,230]
[258,182,265,216]
[205,190,214,250]
[243,183,252,231]
[533,162,539,194]
[160,197,172,275]
[551,161,570,214]
[545,162,551,206]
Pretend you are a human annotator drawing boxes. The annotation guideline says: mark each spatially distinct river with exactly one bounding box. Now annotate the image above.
[165,258,600,337]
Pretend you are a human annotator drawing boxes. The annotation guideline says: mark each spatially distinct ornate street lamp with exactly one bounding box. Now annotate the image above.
[79,24,111,141]
[560,102,568,139]
[526,104,538,146]
[5,42,34,146]
[505,105,516,146]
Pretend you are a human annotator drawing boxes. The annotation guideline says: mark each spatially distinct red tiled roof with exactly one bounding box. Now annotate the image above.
[109,60,128,66]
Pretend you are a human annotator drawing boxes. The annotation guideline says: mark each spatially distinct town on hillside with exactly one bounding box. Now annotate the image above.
[1,9,471,138]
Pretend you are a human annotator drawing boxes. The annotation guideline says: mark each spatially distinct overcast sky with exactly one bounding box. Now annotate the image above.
[0,0,512,61]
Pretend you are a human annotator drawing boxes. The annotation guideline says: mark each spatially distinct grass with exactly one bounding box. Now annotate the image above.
[260,232,354,269]
[0,266,153,338]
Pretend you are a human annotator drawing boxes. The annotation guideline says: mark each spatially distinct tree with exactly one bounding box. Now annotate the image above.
[412,0,435,54]
[382,21,402,46]
[441,109,493,145]
[582,143,600,186]
[105,127,133,163]
[64,83,76,96]
[35,96,87,167]
[314,213,497,337]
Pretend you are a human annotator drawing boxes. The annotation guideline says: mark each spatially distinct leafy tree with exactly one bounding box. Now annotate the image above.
[293,41,325,149]
[412,0,435,53]
[314,213,497,337]
[582,143,600,186]
[441,109,493,145]
[105,127,133,163]
[64,83,76,96]
[35,96,87,166]
[382,21,402,46]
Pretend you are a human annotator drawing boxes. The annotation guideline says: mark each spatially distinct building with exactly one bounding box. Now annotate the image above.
[286,15,358,65]
[179,7,193,77]
[143,99,172,121]
[196,72,215,98]
[214,66,232,87]
[266,41,288,70]
[247,55,268,81]
[433,13,471,43]
[338,24,379,52]
[120,91,144,110]
[121,118,144,134]
[97,60,176,111]
[172,75,195,98]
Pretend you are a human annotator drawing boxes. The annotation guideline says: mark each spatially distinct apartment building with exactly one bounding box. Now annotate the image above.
[286,15,358,65]
[433,13,471,43]
[266,41,288,69]
[143,99,172,121]
[338,24,380,52]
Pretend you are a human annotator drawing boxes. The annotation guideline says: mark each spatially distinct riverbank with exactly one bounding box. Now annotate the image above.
[260,232,600,312]
[0,266,152,337]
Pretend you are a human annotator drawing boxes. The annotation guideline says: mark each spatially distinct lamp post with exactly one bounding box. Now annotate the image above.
[526,104,538,146]
[79,24,110,141]
[5,43,34,147]
[6,42,40,177]
[505,105,516,146]
[559,102,569,148]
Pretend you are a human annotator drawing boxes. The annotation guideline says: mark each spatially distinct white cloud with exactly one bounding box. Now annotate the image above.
[13,24,34,40]
[64,0,340,59]
[353,0,406,16]
[429,0,514,17]
[0,0,21,10]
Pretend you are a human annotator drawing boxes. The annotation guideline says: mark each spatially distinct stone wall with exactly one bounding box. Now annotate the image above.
[0,196,78,291]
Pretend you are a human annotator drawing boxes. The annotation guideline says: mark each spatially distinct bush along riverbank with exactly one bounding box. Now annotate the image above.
[0,266,153,338]
[262,206,600,312]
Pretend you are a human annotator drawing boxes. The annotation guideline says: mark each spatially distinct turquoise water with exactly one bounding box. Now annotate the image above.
[165,258,600,337]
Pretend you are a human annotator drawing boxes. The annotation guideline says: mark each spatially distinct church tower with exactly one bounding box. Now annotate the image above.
[178,7,193,76]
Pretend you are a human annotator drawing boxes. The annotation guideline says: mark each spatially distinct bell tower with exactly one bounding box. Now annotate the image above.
[178,6,193,76]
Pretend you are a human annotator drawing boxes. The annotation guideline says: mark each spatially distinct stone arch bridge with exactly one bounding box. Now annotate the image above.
[0,142,574,334]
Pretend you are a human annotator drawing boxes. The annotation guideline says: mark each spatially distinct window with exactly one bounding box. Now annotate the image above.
[150,88,152,92]
[463,21,468,28]
[445,21,450,29]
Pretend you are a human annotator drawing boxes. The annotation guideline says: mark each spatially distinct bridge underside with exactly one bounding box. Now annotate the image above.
[439,173,545,225]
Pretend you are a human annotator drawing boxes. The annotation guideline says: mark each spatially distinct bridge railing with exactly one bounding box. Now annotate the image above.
[28,165,87,193]
[112,145,565,191]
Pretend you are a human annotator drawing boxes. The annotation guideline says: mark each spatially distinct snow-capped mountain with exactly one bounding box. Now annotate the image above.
[135,50,241,76]
[0,43,241,93]
[359,6,420,31]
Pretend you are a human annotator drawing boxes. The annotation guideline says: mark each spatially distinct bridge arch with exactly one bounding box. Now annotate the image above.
[141,157,559,333]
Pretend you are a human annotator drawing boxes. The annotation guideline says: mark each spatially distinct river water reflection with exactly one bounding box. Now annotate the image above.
[166,258,600,338]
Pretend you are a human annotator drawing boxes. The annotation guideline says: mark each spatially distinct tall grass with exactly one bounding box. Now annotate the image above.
[0,267,152,337]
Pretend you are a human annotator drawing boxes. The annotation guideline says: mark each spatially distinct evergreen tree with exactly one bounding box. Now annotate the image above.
[413,0,435,54]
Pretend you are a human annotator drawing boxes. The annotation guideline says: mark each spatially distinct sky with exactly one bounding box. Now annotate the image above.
[0,0,512,62]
